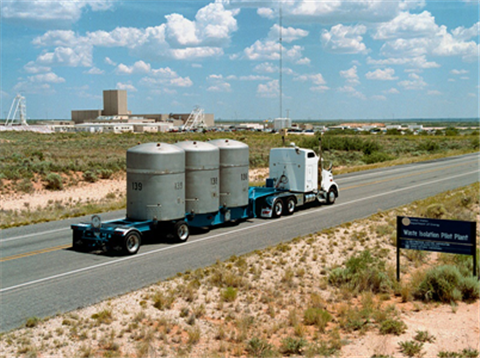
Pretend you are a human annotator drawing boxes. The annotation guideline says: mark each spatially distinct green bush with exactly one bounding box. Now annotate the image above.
[362,152,394,164]
[280,337,307,356]
[413,265,479,303]
[246,337,274,357]
[380,318,407,335]
[44,173,63,190]
[83,170,98,183]
[303,307,331,331]
[328,250,393,294]
[221,287,238,302]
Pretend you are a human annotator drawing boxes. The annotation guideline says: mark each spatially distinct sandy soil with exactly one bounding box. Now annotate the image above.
[0,175,478,358]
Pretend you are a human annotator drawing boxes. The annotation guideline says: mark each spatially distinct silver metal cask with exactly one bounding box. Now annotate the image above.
[126,143,185,221]
[174,141,220,214]
[208,139,249,208]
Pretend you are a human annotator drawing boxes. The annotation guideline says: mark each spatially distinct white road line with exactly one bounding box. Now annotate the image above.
[1,169,478,294]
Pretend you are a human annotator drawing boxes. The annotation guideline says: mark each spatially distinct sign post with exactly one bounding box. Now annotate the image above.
[397,216,477,281]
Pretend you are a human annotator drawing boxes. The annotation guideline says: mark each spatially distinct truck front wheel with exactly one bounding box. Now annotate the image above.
[123,231,141,255]
[174,221,189,242]
[272,199,283,218]
[326,188,336,205]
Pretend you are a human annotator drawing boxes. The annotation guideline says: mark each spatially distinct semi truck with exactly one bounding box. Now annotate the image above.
[71,139,339,255]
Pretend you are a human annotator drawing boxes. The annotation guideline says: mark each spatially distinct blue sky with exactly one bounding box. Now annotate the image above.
[1,0,479,121]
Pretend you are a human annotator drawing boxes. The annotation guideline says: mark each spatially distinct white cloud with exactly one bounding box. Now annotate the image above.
[367,55,440,69]
[28,2,239,68]
[337,85,366,100]
[105,57,117,66]
[294,73,326,85]
[376,11,479,62]
[117,82,137,92]
[450,69,468,75]
[427,90,442,96]
[254,62,277,74]
[84,67,104,75]
[398,73,427,90]
[321,24,368,54]
[165,2,238,48]
[23,61,51,74]
[372,95,387,101]
[37,45,94,67]
[311,85,330,92]
[244,39,307,64]
[257,80,279,98]
[451,22,479,41]
[365,68,398,80]
[384,88,400,94]
[1,0,114,23]
[340,65,360,85]
[116,61,151,75]
[140,66,193,88]
[373,11,436,40]
[208,82,232,92]
[28,72,65,83]
[239,75,271,81]
[222,0,425,24]
[257,7,274,19]
[268,24,309,43]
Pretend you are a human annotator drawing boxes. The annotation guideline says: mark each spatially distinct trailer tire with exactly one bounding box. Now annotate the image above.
[326,188,336,205]
[284,197,296,215]
[174,221,189,242]
[123,231,141,255]
[272,199,283,218]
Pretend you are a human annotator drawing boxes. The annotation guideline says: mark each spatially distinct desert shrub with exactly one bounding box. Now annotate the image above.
[420,203,447,219]
[413,265,479,303]
[438,348,479,358]
[221,287,238,302]
[417,140,440,152]
[328,250,393,294]
[399,340,424,357]
[303,308,331,331]
[362,151,394,164]
[18,178,34,193]
[280,337,307,356]
[414,330,435,343]
[246,337,274,357]
[380,318,407,335]
[83,170,98,183]
[99,169,113,179]
[152,291,174,310]
[44,173,63,190]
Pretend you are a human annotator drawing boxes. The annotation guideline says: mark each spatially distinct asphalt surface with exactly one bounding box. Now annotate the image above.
[1,153,479,332]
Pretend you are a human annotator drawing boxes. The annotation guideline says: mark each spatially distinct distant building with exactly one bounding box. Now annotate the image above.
[71,90,214,127]
[274,118,291,131]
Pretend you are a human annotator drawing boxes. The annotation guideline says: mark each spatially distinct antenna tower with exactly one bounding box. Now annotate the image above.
[279,2,283,119]
[6,94,28,126]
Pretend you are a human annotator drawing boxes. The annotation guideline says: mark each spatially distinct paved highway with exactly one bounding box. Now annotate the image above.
[1,153,478,332]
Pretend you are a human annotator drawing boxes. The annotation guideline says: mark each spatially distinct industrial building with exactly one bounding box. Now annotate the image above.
[71,90,214,128]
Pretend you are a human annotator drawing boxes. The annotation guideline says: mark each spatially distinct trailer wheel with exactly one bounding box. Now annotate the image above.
[284,197,296,215]
[272,199,283,218]
[123,231,141,255]
[326,188,336,205]
[174,221,189,242]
